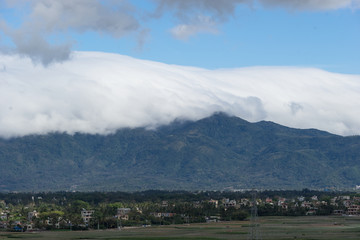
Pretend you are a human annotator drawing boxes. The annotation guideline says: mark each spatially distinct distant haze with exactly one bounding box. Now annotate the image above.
[0,51,359,138]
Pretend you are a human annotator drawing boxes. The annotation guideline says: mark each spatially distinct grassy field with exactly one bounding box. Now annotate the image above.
[1,216,360,240]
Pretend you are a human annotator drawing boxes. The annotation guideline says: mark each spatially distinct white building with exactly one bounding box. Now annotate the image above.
[81,209,94,225]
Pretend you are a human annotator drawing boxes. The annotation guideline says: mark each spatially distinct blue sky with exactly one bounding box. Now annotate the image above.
[137,7,359,73]
[0,0,359,73]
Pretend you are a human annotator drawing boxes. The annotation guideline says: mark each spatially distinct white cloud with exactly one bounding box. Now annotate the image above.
[154,0,249,40]
[0,0,140,65]
[155,0,359,40]
[170,15,218,40]
[0,51,359,138]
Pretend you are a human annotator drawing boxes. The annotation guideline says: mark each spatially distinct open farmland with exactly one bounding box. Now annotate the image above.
[1,216,360,240]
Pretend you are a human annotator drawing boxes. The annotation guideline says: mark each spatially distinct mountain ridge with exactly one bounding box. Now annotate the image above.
[0,113,359,192]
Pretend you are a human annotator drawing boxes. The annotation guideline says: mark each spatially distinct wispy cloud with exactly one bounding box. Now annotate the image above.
[170,15,219,40]
[258,0,360,11]
[0,51,359,138]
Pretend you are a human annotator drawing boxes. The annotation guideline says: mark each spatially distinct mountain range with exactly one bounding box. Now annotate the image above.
[1,113,359,192]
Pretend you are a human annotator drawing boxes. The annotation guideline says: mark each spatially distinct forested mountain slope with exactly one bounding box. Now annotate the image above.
[1,113,359,192]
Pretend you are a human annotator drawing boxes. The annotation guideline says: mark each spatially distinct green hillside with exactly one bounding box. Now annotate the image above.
[0,113,359,192]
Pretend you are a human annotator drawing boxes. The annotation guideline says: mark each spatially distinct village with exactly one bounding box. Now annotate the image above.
[1,190,360,232]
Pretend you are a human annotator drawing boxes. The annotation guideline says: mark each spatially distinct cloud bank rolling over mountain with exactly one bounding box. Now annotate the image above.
[0,51,359,138]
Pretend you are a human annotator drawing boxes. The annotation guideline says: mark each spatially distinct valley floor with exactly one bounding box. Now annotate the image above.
[1,215,360,240]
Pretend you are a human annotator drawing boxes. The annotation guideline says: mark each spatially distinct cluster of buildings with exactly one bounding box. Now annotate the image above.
[206,194,360,216]
[0,206,96,231]
[1,193,360,231]
[331,195,360,215]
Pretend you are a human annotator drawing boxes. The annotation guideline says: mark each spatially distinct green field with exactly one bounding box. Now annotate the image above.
[1,216,360,240]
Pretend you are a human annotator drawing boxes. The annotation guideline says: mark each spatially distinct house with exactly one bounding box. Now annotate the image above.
[193,201,201,208]
[340,196,350,200]
[150,212,176,218]
[240,198,250,206]
[332,210,344,215]
[161,212,175,218]
[26,223,34,231]
[330,197,338,206]
[280,203,288,210]
[44,217,64,228]
[81,209,94,225]
[151,212,162,218]
[135,207,142,214]
[0,213,7,220]
[205,216,220,223]
[28,210,39,221]
[311,195,318,201]
[301,201,312,208]
[117,208,131,216]
[306,208,317,215]
[116,208,131,220]
[119,214,129,221]
[0,221,7,229]
[223,199,237,209]
[208,199,219,208]
[343,200,352,208]
[45,218,52,226]
[297,196,305,202]
[277,198,286,207]
[347,205,360,215]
